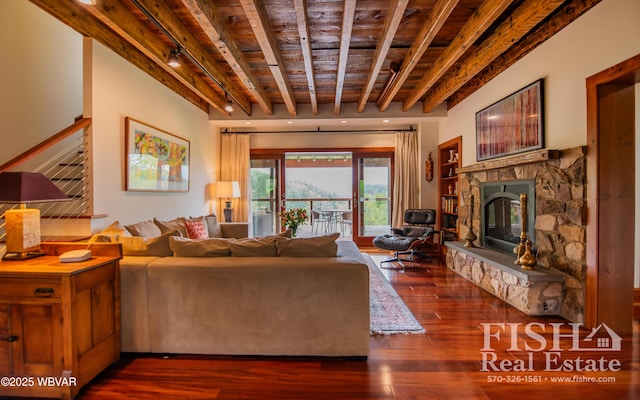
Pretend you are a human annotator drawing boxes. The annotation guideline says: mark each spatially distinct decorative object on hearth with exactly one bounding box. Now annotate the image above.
[279,207,308,237]
[216,181,241,222]
[425,152,433,182]
[476,79,544,161]
[463,194,477,248]
[514,193,537,269]
[125,117,190,192]
[0,172,70,260]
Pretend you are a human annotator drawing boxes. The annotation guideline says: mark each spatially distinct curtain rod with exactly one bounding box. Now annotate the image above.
[222,126,415,134]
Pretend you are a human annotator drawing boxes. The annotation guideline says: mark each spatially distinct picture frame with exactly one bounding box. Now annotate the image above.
[475,79,544,161]
[125,117,189,192]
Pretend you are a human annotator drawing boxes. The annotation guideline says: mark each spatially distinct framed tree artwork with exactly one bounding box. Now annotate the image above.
[475,79,544,161]
[125,117,190,192]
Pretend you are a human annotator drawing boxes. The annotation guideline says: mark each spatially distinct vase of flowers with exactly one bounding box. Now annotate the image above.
[279,208,308,237]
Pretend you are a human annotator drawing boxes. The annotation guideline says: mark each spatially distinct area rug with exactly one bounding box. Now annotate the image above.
[362,253,426,335]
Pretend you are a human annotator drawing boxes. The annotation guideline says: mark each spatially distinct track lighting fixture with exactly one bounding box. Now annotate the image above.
[224,93,234,113]
[167,47,181,67]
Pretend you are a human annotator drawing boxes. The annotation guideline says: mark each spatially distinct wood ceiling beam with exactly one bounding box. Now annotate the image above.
[239,0,297,116]
[131,0,252,116]
[334,0,357,115]
[422,0,565,112]
[181,0,272,115]
[293,0,318,115]
[29,0,210,113]
[445,0,602,110]
[357,0,410,113]
[403,0,514,111]
[377,0,459,112]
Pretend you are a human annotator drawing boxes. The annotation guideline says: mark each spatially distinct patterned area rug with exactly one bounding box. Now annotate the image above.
[362,253,426,335]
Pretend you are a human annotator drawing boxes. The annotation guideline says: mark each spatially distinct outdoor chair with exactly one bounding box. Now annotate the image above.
[311,210,330,234]
[372,209,439,268]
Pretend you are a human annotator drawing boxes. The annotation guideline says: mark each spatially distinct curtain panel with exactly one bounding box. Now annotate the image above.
[219,133,250,222]
[392,131,419,227]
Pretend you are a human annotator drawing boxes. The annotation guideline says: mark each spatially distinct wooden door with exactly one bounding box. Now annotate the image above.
[586,53,640,334]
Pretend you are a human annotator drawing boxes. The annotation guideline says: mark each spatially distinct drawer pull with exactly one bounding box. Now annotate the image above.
[0,335,18,342]
[34,287,55,297]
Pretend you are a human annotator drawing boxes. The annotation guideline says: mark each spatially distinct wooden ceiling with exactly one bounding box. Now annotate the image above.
[31,0,600,120]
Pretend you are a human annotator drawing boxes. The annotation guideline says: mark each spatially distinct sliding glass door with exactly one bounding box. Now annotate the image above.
[250,148,392,243]
[250,156,282,236]
[352,152,393,247]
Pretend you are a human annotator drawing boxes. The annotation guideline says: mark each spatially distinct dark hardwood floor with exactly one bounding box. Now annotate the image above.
[67,250,640,399]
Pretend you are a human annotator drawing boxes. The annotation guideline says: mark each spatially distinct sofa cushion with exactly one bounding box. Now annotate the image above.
[125,219,162,237]
[169,236,231,257]
[120,230,180,256]
[229,237,277,257]
[185,220,208,239]
[154,217,188,236]
[204,214,222,238]
[276,233,340,257]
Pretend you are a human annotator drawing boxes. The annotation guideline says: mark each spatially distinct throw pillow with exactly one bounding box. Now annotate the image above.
[125,219,162,237]
[276,233,340,257]
[204,214,222,238]
[169,236,231,257]
[229,237,277,257]
[185,220,208,239]
[154,217,188,236]
[119,230,180,256]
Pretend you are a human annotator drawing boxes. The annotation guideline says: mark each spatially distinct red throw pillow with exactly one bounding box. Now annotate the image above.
[185,220,208,239]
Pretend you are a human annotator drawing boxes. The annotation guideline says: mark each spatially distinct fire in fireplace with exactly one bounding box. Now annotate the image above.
[480,180,535,255]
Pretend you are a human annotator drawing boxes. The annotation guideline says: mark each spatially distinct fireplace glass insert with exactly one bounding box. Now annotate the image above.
[480,180,535,255]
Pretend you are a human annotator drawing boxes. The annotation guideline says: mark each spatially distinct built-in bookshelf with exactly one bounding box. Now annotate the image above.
[437,136,462,241]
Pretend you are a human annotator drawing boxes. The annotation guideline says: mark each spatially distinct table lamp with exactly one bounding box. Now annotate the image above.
[0,172,71,260]
[215,181,240,222]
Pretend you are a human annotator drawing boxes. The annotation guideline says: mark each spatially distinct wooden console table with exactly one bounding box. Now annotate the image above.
[0,243,122,399]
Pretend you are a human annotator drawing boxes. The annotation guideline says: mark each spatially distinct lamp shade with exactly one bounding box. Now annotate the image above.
[0,172,70,204]
[215,181,241,199]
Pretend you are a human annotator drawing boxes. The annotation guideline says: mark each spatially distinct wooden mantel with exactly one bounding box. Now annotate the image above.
[457,149,560,174]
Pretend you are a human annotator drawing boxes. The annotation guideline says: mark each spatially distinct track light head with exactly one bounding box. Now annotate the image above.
[224,100,234,113]
[167,48,181,67]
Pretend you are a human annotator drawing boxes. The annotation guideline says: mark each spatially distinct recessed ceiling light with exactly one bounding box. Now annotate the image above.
[286,121,293,124]
[245,121,252,125]
[382,119,390,123]
[340,120,347,124]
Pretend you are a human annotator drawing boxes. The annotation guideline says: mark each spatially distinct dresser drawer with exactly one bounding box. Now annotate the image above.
[0,279,62,299]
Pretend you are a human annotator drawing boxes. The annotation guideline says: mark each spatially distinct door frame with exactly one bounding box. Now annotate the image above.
[585,53,640,334]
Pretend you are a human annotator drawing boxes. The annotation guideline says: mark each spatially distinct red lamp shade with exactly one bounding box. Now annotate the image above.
[0,172,70,204]
[0,172,70,260]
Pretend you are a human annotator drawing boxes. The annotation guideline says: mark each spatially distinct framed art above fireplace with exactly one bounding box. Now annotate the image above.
[475,79,544,161]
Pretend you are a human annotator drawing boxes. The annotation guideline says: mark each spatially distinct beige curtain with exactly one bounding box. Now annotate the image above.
[392,131,420,227]
[219,133,250,222]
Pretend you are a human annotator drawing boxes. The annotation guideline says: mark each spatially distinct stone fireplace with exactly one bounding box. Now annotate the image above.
[445,147,586,323]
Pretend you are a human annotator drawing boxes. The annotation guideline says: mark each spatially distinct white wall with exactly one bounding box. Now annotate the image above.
[440,0,640,167]
[90,41,217,225]
[0,1,82,162]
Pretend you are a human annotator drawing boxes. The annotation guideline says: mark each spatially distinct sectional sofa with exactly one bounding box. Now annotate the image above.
[89,215,371,357]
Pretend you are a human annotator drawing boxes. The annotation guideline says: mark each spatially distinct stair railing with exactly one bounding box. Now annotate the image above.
[0,117,92,240]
